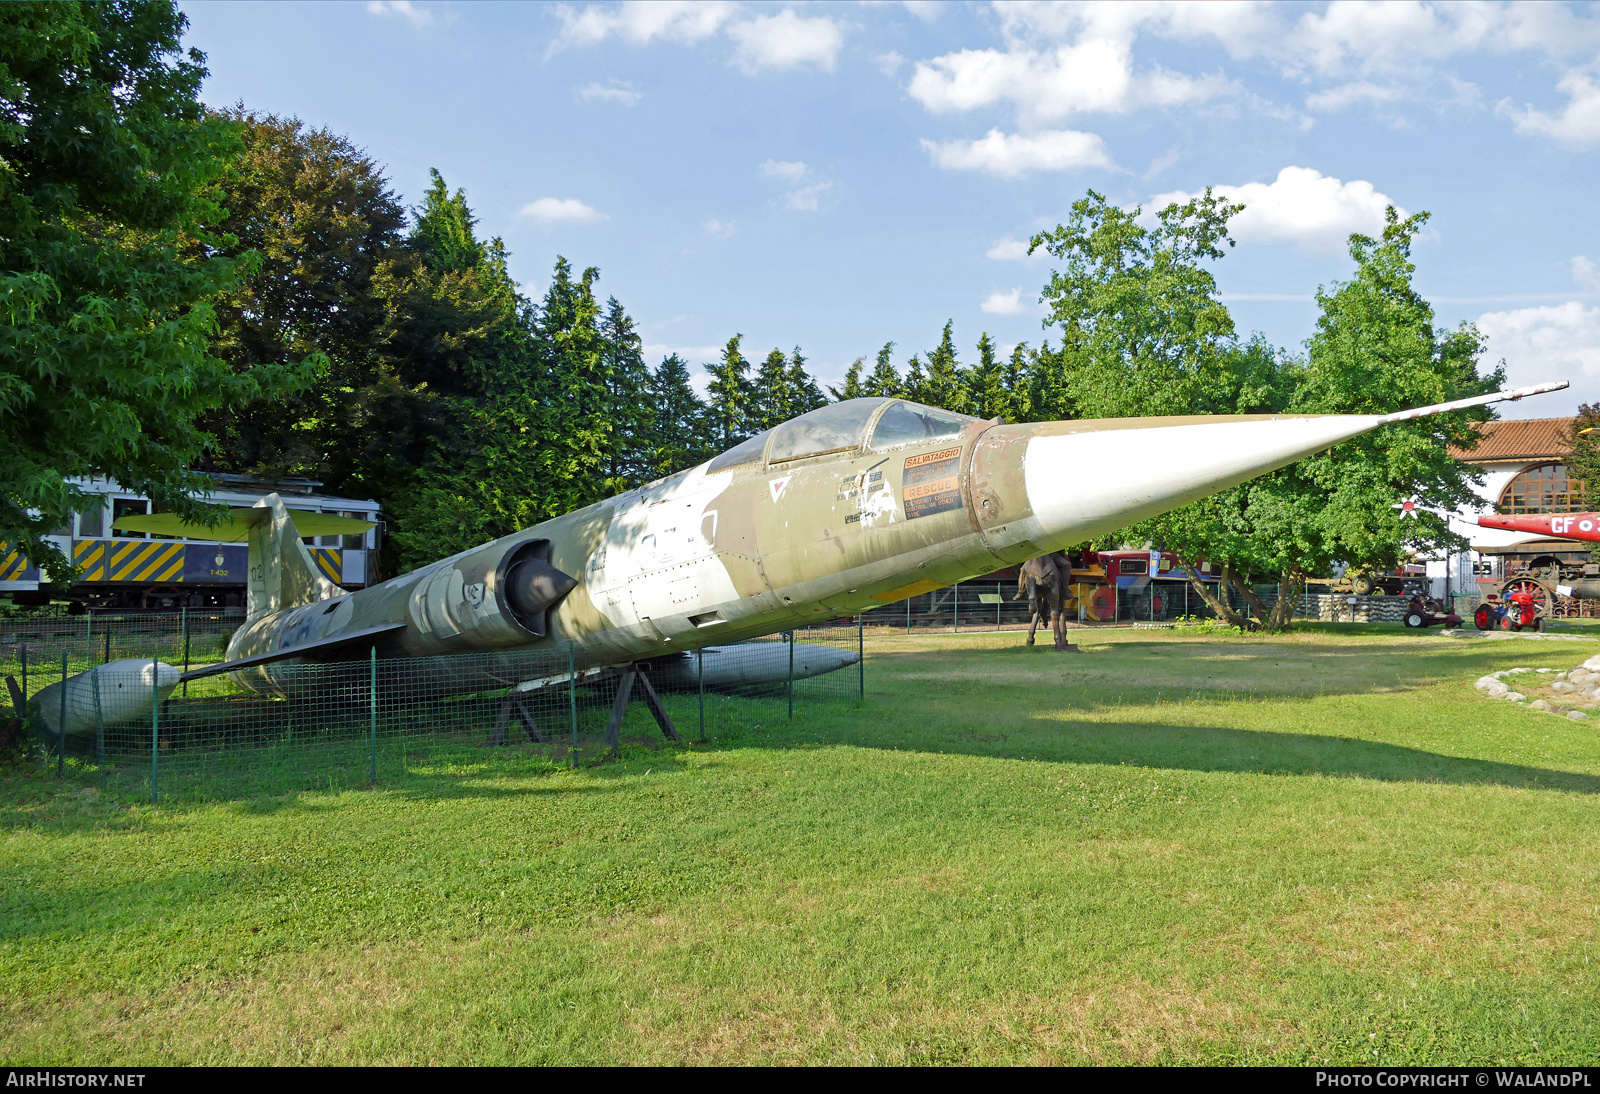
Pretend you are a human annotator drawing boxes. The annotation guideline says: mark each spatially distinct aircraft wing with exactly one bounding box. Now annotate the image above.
[180,622,408,682]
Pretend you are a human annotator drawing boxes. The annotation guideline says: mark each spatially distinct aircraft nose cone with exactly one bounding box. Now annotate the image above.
[970,414,1385,557]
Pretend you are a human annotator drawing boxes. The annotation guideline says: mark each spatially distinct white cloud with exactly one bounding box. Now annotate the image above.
[727,9,844,74]
[1151,166,1402,252]
[553,1,738,48]
[875,50,906,76]
[899,2,1600,151]
[519,197,610,227]
[921,128,1114,179]
[784,182,831,211]
[702,218,736,240]
[759,158,809,181]
[985,236,1043,261]
[1476,301,1600,407]
[980,288,1033,316]
[908,40,1234,124]
[1288,2,1482,76]
[365,0,432,26]
[553,3,841,74]
[1573,256,1600,294]
[1503,70,1600,148]
[990,2,1281,60]
[1305,81,1404,113]
[1287,1,1600,77]
[758,160,829,210]
[578,80,642,106]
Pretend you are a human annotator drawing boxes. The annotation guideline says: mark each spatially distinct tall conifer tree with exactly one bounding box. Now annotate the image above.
[706,335,752,448]
[923,320,967,412]
[830,357,866,401]
[599,296,653,489]
[752,347,791,430]
[788,346,827,415]
[864,342,901,397]
[646,353,712,478]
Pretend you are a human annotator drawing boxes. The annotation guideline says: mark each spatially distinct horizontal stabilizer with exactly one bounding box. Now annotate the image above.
[111,509,375,541]
[181,622,408,682]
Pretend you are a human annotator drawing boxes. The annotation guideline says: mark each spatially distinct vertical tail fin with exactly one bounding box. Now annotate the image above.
[246,493,340,620]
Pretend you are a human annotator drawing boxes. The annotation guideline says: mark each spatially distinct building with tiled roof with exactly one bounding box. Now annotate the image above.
[1449,418,1577,464]
[1434,416,1588,596]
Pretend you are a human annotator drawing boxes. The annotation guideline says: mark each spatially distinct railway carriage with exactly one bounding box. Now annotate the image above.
[2,474,382,609]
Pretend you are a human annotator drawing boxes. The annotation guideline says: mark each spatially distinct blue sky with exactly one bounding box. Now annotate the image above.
[183,1,1600,418]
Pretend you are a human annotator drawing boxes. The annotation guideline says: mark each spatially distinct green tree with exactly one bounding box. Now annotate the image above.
[1132,209,1500,632]
[530,257,608,518]
[902,354,927,404]
[644,353,712,478]
[1245,208,1499,628]
[829,357,865,401]
[1566,404,1600,509]
[201,110,409,480]
[968,332,1007,421]
[360,172,537,570]
[922,320,968,413]
[1030,189,1250,420]
[0,2,315,579]
[787,346,827,415]
[599,295,653,488]
[1003,342,1039,423]
[864,342,902,398]
[705,334,752,449]
[751,347,791,431]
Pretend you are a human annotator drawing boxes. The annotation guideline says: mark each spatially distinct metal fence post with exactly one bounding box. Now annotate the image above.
[568,641,577,768]
[698,647,706,742]
[857,614,864,700]
[91,662,104,773]
[181,607,190,698]
[787,631,794,721]
[953,581,959,633]
[150,659,159,804]
[57,654,66,777]
[369,646,378,785]
[996,583,1002,629]
[906,595,911,635]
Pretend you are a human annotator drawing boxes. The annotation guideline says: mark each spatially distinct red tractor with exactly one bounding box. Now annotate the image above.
[1474,588,1543,632]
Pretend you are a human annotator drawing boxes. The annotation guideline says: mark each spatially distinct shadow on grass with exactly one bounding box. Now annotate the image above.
[994,717,1600,793]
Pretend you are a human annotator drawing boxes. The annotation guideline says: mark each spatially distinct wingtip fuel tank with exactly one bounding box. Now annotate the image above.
[115,380,1567,691]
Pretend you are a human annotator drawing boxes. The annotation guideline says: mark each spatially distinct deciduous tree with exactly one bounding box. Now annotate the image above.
[0,2,315,579]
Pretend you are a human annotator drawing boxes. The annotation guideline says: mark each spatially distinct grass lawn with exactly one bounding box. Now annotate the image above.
[3,624,1599,1065]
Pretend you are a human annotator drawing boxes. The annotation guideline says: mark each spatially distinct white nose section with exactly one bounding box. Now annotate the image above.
[1022,415,1384,551]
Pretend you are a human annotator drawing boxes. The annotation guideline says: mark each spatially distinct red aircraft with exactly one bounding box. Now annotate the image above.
[1469,512,1600,540]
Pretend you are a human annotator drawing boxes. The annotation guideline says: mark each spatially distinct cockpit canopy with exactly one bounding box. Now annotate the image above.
[705,398,981,473]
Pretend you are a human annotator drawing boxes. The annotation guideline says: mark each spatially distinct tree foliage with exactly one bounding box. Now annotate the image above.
[1563,404,1600,509]
[0,2,315,579]
[1125,208,1500,630]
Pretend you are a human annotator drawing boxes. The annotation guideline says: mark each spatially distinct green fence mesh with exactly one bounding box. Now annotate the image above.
[3,612,865,803]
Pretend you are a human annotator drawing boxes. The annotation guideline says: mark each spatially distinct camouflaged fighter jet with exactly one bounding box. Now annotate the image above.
[112,382,1567,697]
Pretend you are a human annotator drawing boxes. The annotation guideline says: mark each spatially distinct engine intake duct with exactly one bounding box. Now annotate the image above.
[503,542,578,636]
